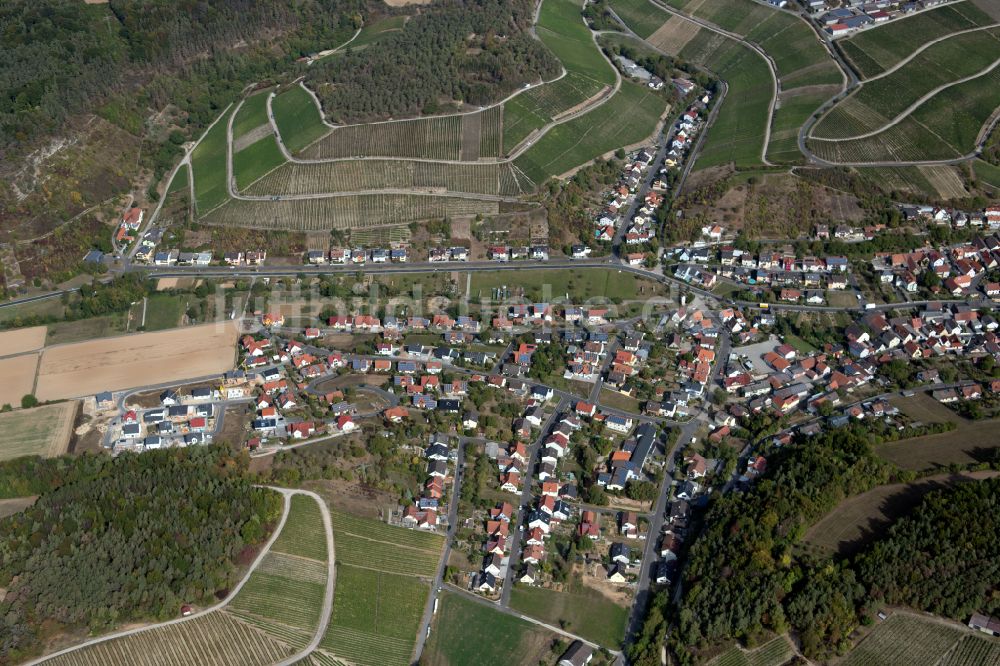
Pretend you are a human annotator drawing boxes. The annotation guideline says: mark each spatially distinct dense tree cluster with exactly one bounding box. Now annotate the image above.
[0,447,282,661]
[308,0,560,122]
[0,0,361,156]
[857,477,1000,621]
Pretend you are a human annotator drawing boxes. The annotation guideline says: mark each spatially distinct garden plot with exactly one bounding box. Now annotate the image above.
[200,195,499,230]
[244,160,532,197]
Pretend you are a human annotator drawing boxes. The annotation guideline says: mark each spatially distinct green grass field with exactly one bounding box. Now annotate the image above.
[233,92,270,139]
[166,164,189,195]
[274,494,330,561]
[424,592,555,666]
[838,2,995,79]
[272,86,330,155]
[142,294,184,332]
[45,313,127,345]
[346,15,407,51]
[768,90,830,163]
[514,79,666,183]
[311,508,441,666]
[233,135,285,190]
[974,158,1000,190]
[190,107,232,214]
[0,402,76,461]
[470,267,666,302]
[510,584,628,648]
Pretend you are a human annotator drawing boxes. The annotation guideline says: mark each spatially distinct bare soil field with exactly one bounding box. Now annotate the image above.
[0,326,48,357]
[803,470,1000,556]
[0,353,40,407]
[649,16,700,53]
[34,322,239,401]
[0,401,78,461]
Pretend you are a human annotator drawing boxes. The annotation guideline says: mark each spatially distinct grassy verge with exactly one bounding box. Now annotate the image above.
[510,584,628,648]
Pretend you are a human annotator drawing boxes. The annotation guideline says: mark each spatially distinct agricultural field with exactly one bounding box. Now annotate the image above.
[838,613,966,666]
[514,79,667,183]
[34,322,239,401]
[190,107,232,214]
[41,492,330,666]
[680,33,772,169]
[877,415,1000,471]
[706,635,795,666]
[330,509,443,577]
[812,28,1000,140]
[0,353,39,408]
[311,509,442,666]
[272,86,330,155]
[232,92,270,141]
[939,635,1000,666]
[0,402,77,461]
[852,166,938,197]
[233,134,285,190]
[200,195,499,230]
[423,592,558,666]
[631,0,840,88]
[244,160,534,197]
[301,109,502,161]
[0,326,47,355]
[501,0,616,153]
[838,2,996,79]
[768,89,832,163]
[918,165,971,199]
[470,267,667,302]
[973,158,1000,190]
[509,584,628,649]
[802,470,1000,556]
[141,294,185,332]
[342,15,407,52]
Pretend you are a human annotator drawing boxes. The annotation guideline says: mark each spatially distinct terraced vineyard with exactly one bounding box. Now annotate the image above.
[813,28,1000,140]
[41,492,330,666]
[201,195,499,230]
[839,614,966,666]
[707,635,795,666]
[809,65,1000,163]
[312,509,442,666]
[243,160,534,197]
[500,0,616,153]
[838,2,997,79]
[272,86,331,154]
[514,78,666,182]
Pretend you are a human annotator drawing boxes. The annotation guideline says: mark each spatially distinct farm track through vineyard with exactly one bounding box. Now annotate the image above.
[32,490,335,666]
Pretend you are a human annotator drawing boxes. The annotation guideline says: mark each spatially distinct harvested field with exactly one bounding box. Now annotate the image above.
[34,323,239,401]
[200,195,499,231]
[648,16,700,53]
[0,326,47,356]
[0,402,77,461]
[0,353,39,407]
[803,470,1000,556]
[918,165,971,199]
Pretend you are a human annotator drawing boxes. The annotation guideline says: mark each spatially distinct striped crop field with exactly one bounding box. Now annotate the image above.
[839,614,966,666]
[809,64,1000,163]
[707,635,794,666]
[272,86,331,155]
[200,195,499,230]
[839,2,996,79]
[330,509,443,577]
[501,0,615,153]
[40,492,330,666]
[813,28,1000,140]
[300,105,504,161]
[768,89,831,163]
[242,160,534,197]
